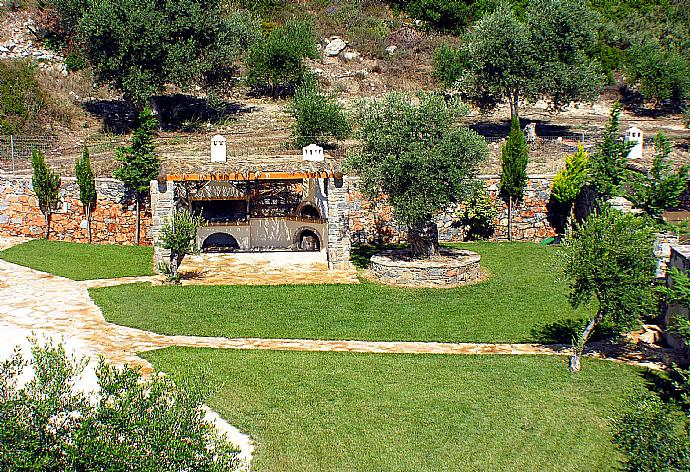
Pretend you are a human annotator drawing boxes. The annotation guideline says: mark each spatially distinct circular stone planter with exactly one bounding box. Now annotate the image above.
[369,248,481,288]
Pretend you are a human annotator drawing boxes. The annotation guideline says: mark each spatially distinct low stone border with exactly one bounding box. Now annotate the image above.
[369,248,481,288]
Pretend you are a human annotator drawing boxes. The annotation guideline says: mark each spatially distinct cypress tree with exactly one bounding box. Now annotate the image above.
[500,117,529,241]
[75,145,97,243]
[31,149,61,240]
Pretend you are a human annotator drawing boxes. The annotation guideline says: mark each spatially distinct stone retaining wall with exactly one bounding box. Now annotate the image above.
[348,175,557,244]
[369,248,481,287]
[0,174,151,245]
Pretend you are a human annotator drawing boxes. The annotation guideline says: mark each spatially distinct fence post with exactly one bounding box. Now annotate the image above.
[10,135,15,173]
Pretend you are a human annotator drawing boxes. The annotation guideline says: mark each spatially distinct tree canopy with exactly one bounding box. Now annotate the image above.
[345,93,488,257]
[452,0,603,120]
[78,0,260,107]
[589,102,632,199]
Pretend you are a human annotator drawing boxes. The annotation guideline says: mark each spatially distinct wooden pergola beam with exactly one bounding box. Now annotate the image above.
[166,171,339,182]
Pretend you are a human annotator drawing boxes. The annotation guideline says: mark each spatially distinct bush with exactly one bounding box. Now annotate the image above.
[624,39,690,106]
[0,61,46,134]
[245,19,319,97]
[612,393,690,472]
[0,337,239,471]
[454,182,497,240]
[160,208,205,281]
[286,82,351,148]
[391,0,488,33]
[64,49,88,72]
[626,133,689,220]
[432,43,464,88]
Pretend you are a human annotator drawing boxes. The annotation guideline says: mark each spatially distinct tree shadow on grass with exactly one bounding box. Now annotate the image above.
[530,318,620,344]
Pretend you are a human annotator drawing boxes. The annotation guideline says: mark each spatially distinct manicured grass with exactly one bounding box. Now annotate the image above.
[93,242,593,343]
[145,348,642,471]
[0,239,154,281]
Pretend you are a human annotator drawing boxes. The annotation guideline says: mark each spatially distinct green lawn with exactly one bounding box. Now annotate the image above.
[0,239,154,280]
[92,242,593,343]
[145,348,642,471]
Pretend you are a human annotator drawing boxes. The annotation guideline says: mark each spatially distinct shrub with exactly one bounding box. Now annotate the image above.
[391,0,486,33]
[0,337,239,471]
[589,101,632,198]
[432,43,464,89]
[0,61,46,134]
[612,393,690,471]
[454,182,497,240]
[551,145,589,234]
[624,40,690,106]
[64,49,87,72]
[245,19,319,97]
[626,133,689,220]
[286,82,351,148]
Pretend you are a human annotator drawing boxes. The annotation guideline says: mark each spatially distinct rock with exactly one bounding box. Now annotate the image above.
[324,37,346,57]
[0,46,8,53]
[342,51,361,62]
[385,45,397,55]
[607,196,634,213]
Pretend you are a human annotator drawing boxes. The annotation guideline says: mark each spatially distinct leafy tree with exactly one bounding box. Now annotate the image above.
[0,337,239,471]
[345,93,488,258]
[551,145,589,235]
[626,133,689,219]
[159,208,205,282]
[286,81,351,148]
[561,205,657,371]
[625,39,690,106]
[245,19,319,97]
[500,116,529,241]
[113,108,160,245]
[589,102,633,199]
[31,150,61,240]
[456,0,603,121]
[78,0,260,108]
[74,145,97,243]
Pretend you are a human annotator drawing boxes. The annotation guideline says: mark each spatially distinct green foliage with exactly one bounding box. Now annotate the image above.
[74,145,96,214]
[457,0,603,120]
[0,61,46,134]
[244,19,319,97]
[0,337,239,471]
[113,108,160,195]
[286,81,351,148]
[589,102,632,198]
[64,49,87,72]
[390,0,496,33]
[611,393,690,472]
[43,0,88,42]
[79,0,260,106]
[432,43,465,88]
[345,93,488,239]
[664,267,690,313]
[626,133,689,219]
[74,145,96,242]
[551,145,589,205]
[454,182,497,240]
[160,208,205,281]
[500,117,528,201]
[561,205,657,331]
[31,149,61,239]
[625,39,690,105]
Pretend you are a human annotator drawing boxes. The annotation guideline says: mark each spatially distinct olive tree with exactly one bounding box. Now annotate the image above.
[159,208,205,282]
[78,0,260,110]
[345,93,488,258]
[454,0,603,121]
[561,205,657,371]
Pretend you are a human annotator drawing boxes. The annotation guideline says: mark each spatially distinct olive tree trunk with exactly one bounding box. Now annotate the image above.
[570,309,605,372]
[408,220,440,258]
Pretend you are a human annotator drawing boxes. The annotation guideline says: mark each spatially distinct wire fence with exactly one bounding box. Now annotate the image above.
[0,131,659,177]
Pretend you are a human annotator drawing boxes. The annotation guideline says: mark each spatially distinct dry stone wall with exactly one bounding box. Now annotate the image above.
[348,175,557,244]
[0,175,151,245]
